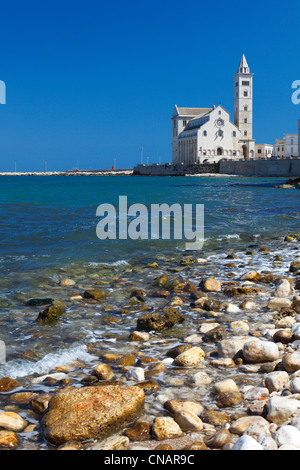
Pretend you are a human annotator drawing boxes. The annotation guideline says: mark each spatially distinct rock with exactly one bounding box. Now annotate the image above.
[264,371,289,393]
[266,396,300,424]
[87,435,130,450]
[216,391,243,408]
[173,346,205,367]
[230,416,270,436]
[203,278,222,292]
[273,425,300,449]
[224,286,262,297]
[205,429,232,449]
[273,329,294,344]
[243,386,269,401]
[164,399,204,416]
[259,437,278,450]
[151,417,183,441]
[58,440,83,450]
[210,358,236,368]
[230,320,249,333]
[92,364,114,381]
[199,322,220,334]
[232,435,263,450]
[129,331,150,342]
[183,442,208,450]
[26,298,53,306]
[225,304,241,314]
[137,308,185,332]
[130,289,148,301]
[30,394,53,414]
[290,261,300,273]
[268,297,292,311]
[291,323,300,340]
[212,378,238,395]
[192,371,211,386]
[116,354,136,367]
[218,338,250,359]
[154,274,169,287]
[204,326,226,342]
[0,412,27,432]
[124,422,151,441]
[83,289,106,301]
[282,352,300,372]
[36,300,66,324]
[293,298,300,314]
[166,344,192,358]
[0,377,20,392]
[0,430,19,449]
[274,279,292,298]
[126,367,145,382]
[290,377,300,394]
[242,340,279,363]
[174,410,203,432]
[41,385,145,445]
[241,271,260,282]
[201,410,230,426]
[61,279,76,287]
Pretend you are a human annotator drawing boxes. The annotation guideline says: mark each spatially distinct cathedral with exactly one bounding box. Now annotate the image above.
[171,54,256,164]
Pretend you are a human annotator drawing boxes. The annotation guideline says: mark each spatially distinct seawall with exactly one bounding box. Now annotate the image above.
[133,159,300,177]
[219,159,300,177]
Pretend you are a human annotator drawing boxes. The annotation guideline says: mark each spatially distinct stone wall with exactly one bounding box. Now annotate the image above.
[133,163,219,176]
[219,159,300,177]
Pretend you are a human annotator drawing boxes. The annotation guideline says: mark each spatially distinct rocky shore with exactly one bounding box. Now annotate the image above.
[0,235,300,450]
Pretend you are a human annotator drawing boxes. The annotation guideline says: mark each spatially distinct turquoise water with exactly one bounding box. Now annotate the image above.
[0,175,299,271]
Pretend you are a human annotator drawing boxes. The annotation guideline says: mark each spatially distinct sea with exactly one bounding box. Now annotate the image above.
[0,175,299,428]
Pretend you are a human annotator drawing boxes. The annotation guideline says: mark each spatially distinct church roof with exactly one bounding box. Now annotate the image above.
[176,107,213,116]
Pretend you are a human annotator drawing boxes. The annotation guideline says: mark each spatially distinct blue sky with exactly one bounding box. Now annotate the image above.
[0,0,299,171]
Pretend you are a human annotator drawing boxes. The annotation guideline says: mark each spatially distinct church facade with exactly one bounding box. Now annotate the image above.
[171,55,256,164]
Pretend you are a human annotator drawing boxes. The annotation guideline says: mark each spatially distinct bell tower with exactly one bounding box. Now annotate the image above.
[234,54,253,140]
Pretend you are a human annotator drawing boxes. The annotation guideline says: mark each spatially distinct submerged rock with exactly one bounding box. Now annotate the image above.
[137,307,185,332]
[36,300,66,324]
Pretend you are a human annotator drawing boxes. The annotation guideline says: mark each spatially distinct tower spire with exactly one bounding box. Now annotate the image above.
[238,54,250,74]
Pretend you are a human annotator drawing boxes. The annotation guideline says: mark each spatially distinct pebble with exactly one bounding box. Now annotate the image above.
[273,425,300,449]
[151,417,183,441]
[174,411,204,432]
[0,412,27,432]
[174,347,205,367]
[232,435,264,450]
[242,340,279,363]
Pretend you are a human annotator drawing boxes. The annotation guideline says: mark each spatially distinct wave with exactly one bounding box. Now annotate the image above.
[0,344,97,380]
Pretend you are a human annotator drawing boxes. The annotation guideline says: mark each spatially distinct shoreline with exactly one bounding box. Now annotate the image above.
[0,234,299,450]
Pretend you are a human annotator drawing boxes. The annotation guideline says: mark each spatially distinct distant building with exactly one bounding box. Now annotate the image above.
[274,134,299,158]
[255,143,273,160]
[171,54,256,164]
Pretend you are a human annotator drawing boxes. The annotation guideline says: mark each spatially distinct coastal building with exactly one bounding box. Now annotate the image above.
[171,55,256,164]
[274,134,299,158]
[255,143,274,160]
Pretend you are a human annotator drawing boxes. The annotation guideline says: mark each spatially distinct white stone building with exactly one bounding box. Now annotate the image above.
[255,143,274,159]
[274,134,299,158]
[172,55,256,164]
